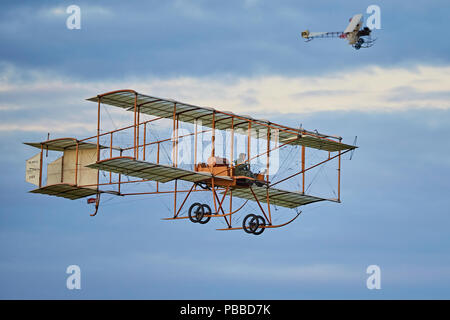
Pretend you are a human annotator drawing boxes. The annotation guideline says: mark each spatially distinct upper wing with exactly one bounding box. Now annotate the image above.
[344,13,363,34]
[87,156,231,183]
[87,90,357,152]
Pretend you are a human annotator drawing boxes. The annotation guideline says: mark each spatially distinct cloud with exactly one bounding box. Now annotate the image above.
[47,7,66,17]
[172,0,209,20]
[0,63,449,134]
[0,104,21,111]
[41,5,113,18]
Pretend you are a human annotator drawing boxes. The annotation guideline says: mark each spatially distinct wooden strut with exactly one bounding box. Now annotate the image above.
[228,189,233,227]
[143,122,146,161]
[92,96,101,217]
[338,150,341,202]
[74,141,79,185]
[96,96,101,199]
[266,129,271,224]
[39,144,43,188]
[109,133,113,183]
[209,177,232,227]
[249,186,270,224]
[215,186,229,215]
[194,119,198,169]
[173,179,178,217]
[46,133,50,157]
[174,183,195,218]
[302,145,305,194]
[266,187,272,225]
[172,102,177,167]
[212,185,231,228]
[133,93,138,159]
[118,149,122,194]
[211,177,217,212]
[136,106,140,160]
[175,114,179,167]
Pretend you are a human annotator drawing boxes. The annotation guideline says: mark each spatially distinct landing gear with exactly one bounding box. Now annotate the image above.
[252,215,266,235]
[353,36,376,50]
[353,38,365,50]
[188,203,212,224]
[199,204,212,224]
[242,214,266,235]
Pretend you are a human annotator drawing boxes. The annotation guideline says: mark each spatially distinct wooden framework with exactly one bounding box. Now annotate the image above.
[24,89,357,235]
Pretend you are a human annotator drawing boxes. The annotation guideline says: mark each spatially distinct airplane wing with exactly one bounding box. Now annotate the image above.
[87,157,329,209]
[344,14,363,34]
[87,156,232,184]
[87,90,357,152]
[29,183,101,200]
[224,185,327,209]
[24,138,108,151]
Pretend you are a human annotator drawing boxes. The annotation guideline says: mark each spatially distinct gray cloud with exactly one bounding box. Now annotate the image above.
[1,1,450,80]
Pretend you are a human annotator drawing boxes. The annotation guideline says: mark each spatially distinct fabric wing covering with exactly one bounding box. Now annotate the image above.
[86,157,232,184]
[226,185,326,209]
[87,91,357,152]
[24,139,106,151]
[30,184,100,200]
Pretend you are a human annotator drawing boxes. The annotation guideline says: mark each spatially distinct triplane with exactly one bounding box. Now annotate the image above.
[25,90,357,235]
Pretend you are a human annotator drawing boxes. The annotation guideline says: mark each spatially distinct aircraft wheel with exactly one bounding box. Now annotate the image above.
[242,214,258,234]
[252,215,266,235]
[199,204,212,224]
[188,202,204,223]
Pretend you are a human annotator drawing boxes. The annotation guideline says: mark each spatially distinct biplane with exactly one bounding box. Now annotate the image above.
[24,89,357,235]
[301,13,376,49]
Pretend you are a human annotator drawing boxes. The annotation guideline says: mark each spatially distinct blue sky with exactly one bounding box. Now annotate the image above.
[1,0,450,299]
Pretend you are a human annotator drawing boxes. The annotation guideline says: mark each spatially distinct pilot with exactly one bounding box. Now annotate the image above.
[236,153,246,165]
[234,153,255,178]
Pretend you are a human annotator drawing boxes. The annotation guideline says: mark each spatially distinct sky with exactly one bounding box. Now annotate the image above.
[1,0,450,299]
